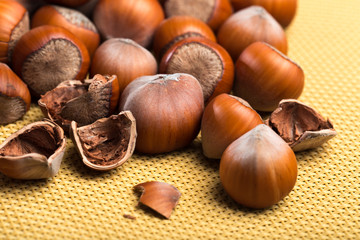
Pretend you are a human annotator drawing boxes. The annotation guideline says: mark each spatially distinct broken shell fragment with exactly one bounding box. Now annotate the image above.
[70,111,137,171]
[134,181,181,219]
[38,74,120,132]
[0,120,66,179]
[266,99,337,152]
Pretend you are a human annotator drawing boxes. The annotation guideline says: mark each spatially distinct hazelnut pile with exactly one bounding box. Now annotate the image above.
[0,0,337,213]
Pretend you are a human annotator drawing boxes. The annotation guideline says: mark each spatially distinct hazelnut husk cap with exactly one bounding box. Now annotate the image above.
[266,99,337,152]
[0,119,66,179]
[70,111,137,171]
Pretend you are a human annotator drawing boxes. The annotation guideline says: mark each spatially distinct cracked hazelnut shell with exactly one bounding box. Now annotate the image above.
[159,37,234,104]
[201,94,263,159]
[231,0,298,28]
[31,5,100,58]
[38,74,120,132]
[0,63,31,125]
[12,25,90,97]
[163,0,233,31]
[152,15,216,60]
[217,6,287,60]
[0,0,29,64]
[93,0,164,48]
[0,120,66,179]
[220,124,297,208]
[70,111,137,171]
[266,99,337,152]
[119,73,204,154]
[234,42,304,112]
[134,181,181,219]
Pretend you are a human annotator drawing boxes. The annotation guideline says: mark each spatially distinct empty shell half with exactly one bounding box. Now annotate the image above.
[70,111,137,171]
[266,99,337,152]
[0,120,66,179]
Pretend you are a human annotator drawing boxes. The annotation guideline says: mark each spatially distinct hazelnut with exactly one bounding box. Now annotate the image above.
[93,0,164,48]
[119,73,204,154]
[31,5,100,58]
[230,0,298,28]
[233,42,304,112]
[217,6,287,60]
[12,25,90,97]
[0,63,31,125]
[159,37,234,103]
[220,124,298,208]
[0,0,29,64]
[90,38,157,94]
[163,0,233,31]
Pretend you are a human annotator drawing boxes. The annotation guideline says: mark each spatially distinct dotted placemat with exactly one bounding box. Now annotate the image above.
[0,0,359,239]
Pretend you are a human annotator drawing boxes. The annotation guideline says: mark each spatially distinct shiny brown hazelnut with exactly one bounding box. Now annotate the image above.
[118,73,204,154]
[163,0,233,31]
[70,111,137,171]
[220,124,297,208]
[43,0,90,7]
[93,0,164,48]
[152,15,216,60]
[12,25,90,97]
[90,38,157,94]
[201,94,263,159]
[230,0,298,28]
[0,63,31,125]
[217,6,287,60]
[14,0,46,15]
[233,42,304,112]
[159,37,234,103]
[0,0,29,64]
[38,74,120,132]
[0,120,66,179]
[31,5,100,58]
[266,99,337,152]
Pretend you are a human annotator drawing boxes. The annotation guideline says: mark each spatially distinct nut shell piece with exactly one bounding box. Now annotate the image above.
[266,99,337,152]
[38,74,120,132]
[0,120,66,179]
[70,111,137,171]
[134,181,181,219]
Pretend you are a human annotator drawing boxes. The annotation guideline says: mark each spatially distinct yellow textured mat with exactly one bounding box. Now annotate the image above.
[1,0,359,239]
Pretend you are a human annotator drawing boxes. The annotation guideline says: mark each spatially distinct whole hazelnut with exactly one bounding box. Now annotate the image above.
[233,42,304,112]
[231,0,298,28]
[163,0,233,31]
[0,0,29,64]
[12,25,90,97]
[217,6,287,60]
[90,38,157,94]
[31,5,100,58]
[0,63,31,125]
[118,73,204,154]
[93,0,164,48]
[160,37,234,103]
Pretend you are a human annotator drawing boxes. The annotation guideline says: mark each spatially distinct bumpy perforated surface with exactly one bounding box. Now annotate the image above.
[0,0,359,239]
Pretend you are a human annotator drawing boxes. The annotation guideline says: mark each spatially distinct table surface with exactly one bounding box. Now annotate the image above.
[1,0,359,239]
